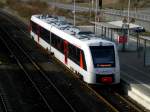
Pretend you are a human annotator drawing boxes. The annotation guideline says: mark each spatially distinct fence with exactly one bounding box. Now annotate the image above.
[103,9,150,22]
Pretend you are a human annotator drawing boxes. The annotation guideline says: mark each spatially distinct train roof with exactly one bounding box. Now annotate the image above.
[31,14,114,46]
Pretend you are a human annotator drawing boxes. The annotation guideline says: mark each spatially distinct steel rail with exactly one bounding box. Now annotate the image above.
[52,52,145,112]
[50,56,120,112]
[0,94,8,112]
[8,10,120,111]
[10,31,77,112]
[0,10,141,112]
[113,91,143,112]
[0,15,77,112]
[0,31,54,112]
[93,83,145,112]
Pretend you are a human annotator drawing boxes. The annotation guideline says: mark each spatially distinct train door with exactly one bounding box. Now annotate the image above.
[80,51,84,69]
[64,40,68,64]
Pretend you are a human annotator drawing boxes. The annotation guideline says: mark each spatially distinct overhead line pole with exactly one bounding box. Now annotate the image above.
[127,0,131,48]
[73,0,76,26]
[95,0,98,34]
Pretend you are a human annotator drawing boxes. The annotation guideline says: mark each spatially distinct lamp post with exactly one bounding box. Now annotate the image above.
[127,0,130,47]
[73,0,76,26]
[128,0,131,23]
[95,0,98,34]
[92,0,94,11]
[53,0,56,15]
[89,0,92,21]
[91,0,94,21]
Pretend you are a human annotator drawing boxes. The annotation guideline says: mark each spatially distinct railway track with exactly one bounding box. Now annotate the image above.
[0,10,119,112]
[0,22,77,112]
[0,84,13,112]
[59,61,146,112]
[0,10,147,112]
[0,93,8,112]
[57,59,145,112]
[92,85,145,112]
[49,53,146,112]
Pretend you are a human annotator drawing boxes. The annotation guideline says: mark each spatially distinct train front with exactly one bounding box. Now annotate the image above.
[85,41,120,85]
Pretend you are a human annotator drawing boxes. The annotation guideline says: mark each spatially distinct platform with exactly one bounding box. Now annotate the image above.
[119,50,150,110]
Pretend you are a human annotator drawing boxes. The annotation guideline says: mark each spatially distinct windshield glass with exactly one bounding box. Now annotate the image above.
[90,46,115,68]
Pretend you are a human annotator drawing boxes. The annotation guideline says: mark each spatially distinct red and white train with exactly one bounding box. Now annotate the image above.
[30,14,120,84]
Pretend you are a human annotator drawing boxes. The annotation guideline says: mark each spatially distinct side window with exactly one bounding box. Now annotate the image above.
[68,44,78,64]
[76,48,80,63]
[58,37,64,53]
[51,33,56,46]
[31,21,37,34]
[51,33,64,52]
[40,27,50,43]
[68,44,74,59]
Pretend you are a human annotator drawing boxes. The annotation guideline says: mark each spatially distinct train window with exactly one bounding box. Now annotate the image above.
[68,44,79,65]
[68,44,74,58]
[51,33,56,46]
[40,27,50,43]
[59,38,64,53]
[31,21,50,44]
[56,36,61,50]
[51,33,64,53]
[31,21,37,33]
[51,33,58,48]
[90,46,115,68]
[76,48,80,62]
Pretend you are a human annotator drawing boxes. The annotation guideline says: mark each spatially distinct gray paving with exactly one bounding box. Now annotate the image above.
[119,47,150,110]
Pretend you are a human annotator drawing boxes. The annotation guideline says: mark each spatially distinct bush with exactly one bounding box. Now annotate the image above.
[27,0,48,10]
[6,0,49,19]
[0,2,5,8]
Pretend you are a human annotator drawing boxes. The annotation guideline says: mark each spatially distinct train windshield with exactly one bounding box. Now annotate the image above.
[90,46,115,68]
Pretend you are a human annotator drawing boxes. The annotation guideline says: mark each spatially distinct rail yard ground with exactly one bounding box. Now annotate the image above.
[0,0,150,111]
[0,10,119,112]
